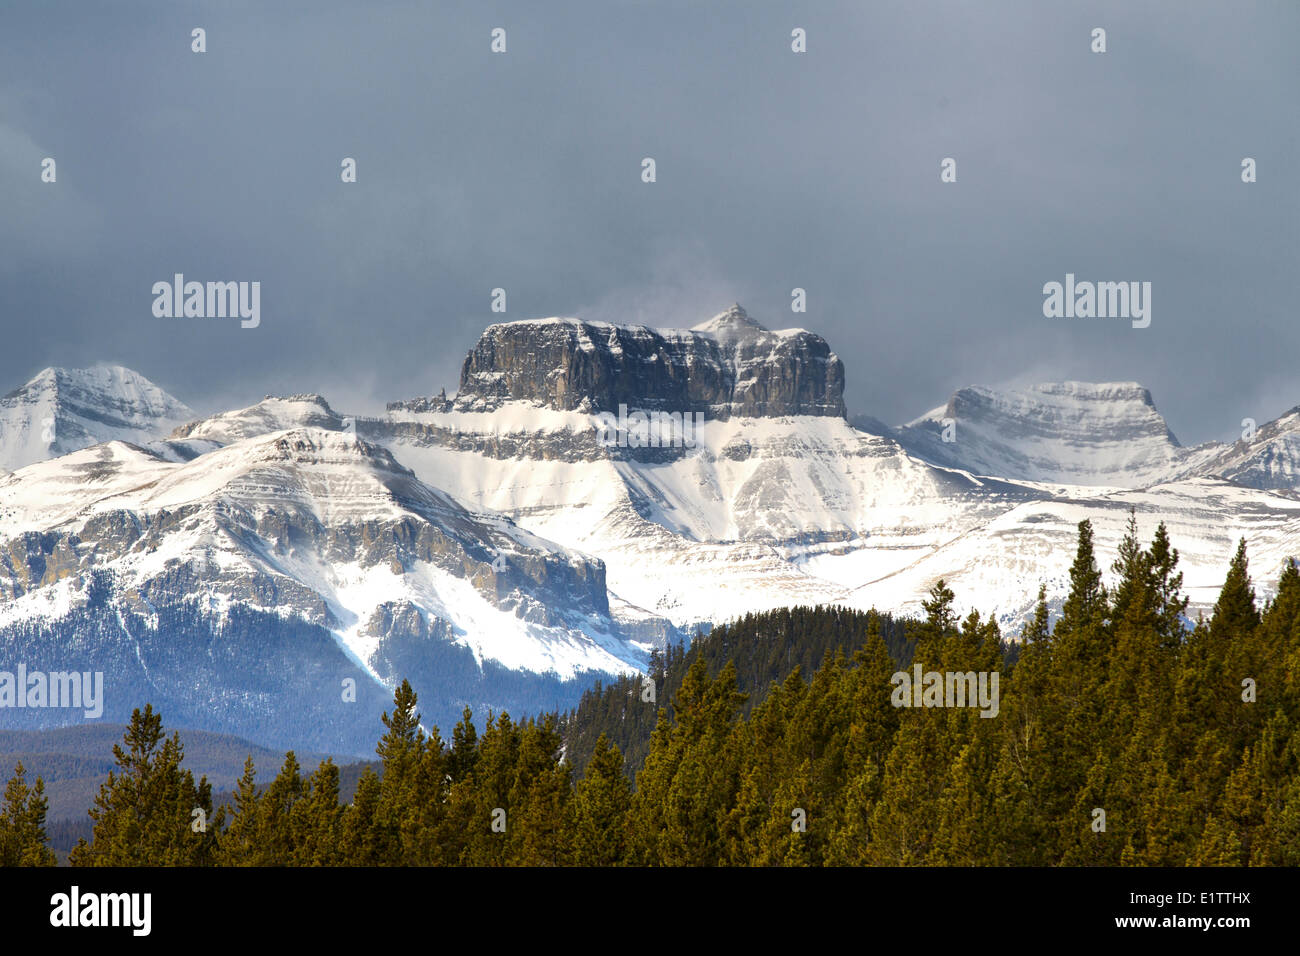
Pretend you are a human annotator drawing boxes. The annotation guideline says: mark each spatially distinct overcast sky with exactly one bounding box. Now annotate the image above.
[2,0,1295,444]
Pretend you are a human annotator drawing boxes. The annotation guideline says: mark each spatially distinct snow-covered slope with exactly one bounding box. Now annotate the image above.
[1200,406,1300,490]
[374,403,1040,630]
[372,312,1300,632]
[887,381,1300,496]
[890,382,1220,488]
[0,366,194,472]
[839,478,1300,625]
[373,400,1300,632]
[0,428,650,754]
[167,393,346,447]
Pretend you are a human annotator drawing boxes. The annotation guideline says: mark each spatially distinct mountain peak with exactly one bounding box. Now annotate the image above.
[894,379,1184,487]
[456,307,845,418]
[1019,381,1156,407]
[691,304,768,339]
[0,364,194,472]
[169,394,346,446]
[17,364,178,398]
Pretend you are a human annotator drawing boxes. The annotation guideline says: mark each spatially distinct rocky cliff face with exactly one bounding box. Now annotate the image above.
[0,430,648,753]
[454,305,846,419]
[1201,406,1300,491]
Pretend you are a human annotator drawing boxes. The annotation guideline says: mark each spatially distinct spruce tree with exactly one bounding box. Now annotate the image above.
[0,763,57,866]
[572,734,631,866]
[69,705,211,866]
[291,760,342,866]
[1148,522,1189,648]
[214,757,261,866]
[339,767,383,865]
[375,679,424,864]
[508,716,573,865]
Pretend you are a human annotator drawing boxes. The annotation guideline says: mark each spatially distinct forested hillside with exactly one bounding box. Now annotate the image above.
[559,605,921,776]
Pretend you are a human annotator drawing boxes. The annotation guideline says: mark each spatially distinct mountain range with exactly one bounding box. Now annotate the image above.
[2,304,1297,755]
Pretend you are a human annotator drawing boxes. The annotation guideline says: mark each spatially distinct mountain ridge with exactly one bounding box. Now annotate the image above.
[3,306,1299,754]
[884,378,1297,490]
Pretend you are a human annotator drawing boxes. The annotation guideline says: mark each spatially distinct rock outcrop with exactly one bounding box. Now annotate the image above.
[454,305,846,419]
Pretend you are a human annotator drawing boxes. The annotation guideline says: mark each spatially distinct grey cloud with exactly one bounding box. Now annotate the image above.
[0,0,1295,443]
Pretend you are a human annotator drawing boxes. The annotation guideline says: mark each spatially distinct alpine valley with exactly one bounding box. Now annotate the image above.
[2,305,1298,755]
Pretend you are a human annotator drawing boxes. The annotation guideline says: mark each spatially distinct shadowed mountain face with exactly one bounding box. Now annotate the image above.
[455,305,847,419]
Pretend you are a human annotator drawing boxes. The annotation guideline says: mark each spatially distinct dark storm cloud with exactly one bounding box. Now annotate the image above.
[1,0,1295,442]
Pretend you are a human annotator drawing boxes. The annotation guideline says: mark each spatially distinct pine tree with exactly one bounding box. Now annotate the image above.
[1020,584,1051,646]
[1148,522,1189,648]
[1057,520,1108,638]
[339,767,383,865]
[508,716,573,865]
[866,580,971,864]
[69,705,211,866]
[1180,539,1264,768]
[214,757,261,866]
[374,679,424,864]
[572,734,631,866]
[630,657,746,866]
[1191,814,1243,866]
[1038,521,1115,862]
[659,661,746,866]
[1214,539,1261,638]
[0,763,58,866]
[448,707,479,782]
[407,723,450,866]
[291,760,342,866]
[626,705,677,865]
[1108,510,1149,631]
[723,668,804,866]
[988,582,1056,863]
[452,711,520,866]
[920,579,957,645]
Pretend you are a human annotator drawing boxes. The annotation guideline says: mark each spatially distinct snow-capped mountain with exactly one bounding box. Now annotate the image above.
[373,399,1038,631]
[886,382,1214,488]
[2,305,1299,754]
[1200,405,1300,490]
[884,380,1300,493]
[454,304,845,418]
[0,366,194,472]
[0,427,651,754]
[367,308,1300,630]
